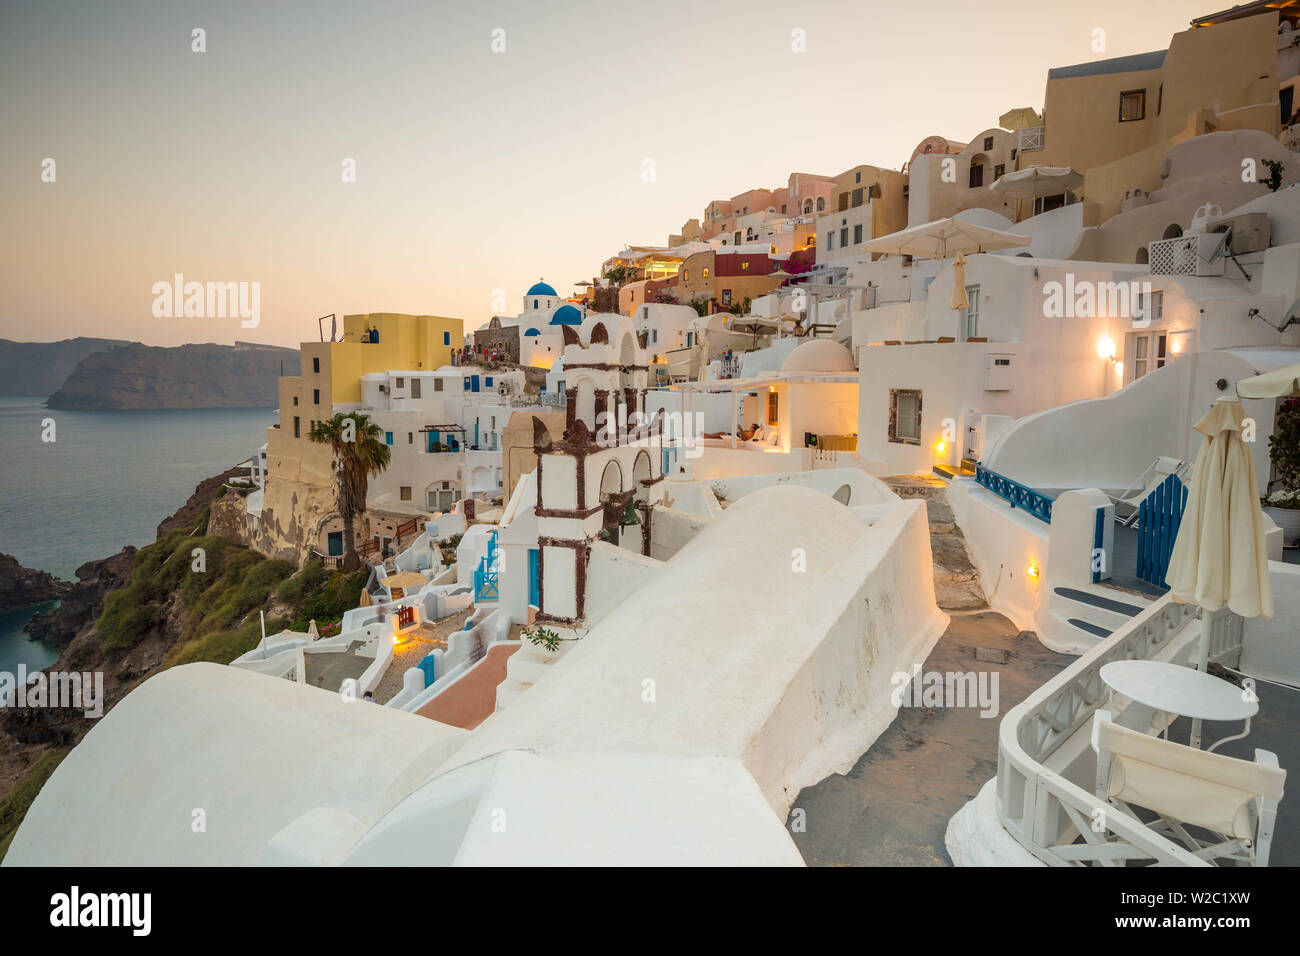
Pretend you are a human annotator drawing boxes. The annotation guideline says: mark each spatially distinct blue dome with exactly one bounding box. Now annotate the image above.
[523,327,541,336]
[550,305,583,326]
[527,281,558,296]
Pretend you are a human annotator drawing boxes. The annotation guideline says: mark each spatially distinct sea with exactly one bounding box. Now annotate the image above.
[0,397,276,674]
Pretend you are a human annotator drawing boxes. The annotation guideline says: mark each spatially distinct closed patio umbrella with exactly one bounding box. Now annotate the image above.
[1165,397,1273,745]
[1235,360,1300,398]
[949,253,970,311]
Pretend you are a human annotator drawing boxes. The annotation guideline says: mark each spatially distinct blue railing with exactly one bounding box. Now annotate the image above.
[474,530,501,601]
[1136,474,1187,589]
[974,463,1053,523]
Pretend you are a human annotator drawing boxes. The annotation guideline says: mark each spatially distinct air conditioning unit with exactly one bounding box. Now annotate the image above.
[985,353,1014,391]
[378,384,388,393]
[1208,211,1270,255]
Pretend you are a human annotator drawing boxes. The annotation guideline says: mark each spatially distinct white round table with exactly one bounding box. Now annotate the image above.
[1099,659,1257,751]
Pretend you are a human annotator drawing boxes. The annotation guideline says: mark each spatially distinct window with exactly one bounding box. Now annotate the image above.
[485,377,494,387]
[1128,331,1168,381]
[533,299,539,309]
[994,163,1005,180]
[1157,83,1163,116]
[766,389,778,426]
[741,260,750,270]
[651,328,658,344]
[827,232,834,250]
[969,163,984,188]
[983,136,994,151]
[411,378,421,398]
[443,330,451,346]
[434,378,444,392]
[385,431,394,445]
[840,227,849,247]
[395,377,404,389]
[292,395,298,406]
[400,486,412,501]
[838,192,849,212]
[702,267,709,280]
[683,269,689,282]
[853,224,863,244]
[722,289,732,306]
[1139,289,1164,326]
[855,171,862,184]
[734,231,741,243]
[312,357,320,373]
[293,416,301,438]
[408,432,413,444]
[816,197,825,212]
[1119,89,1146,122]
[889,389,922,444]
[313,388,319,405]
[962,285,981,340]
[852,187,864,207]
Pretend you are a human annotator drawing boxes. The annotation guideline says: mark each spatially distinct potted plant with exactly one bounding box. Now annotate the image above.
[1265,397,1300,547]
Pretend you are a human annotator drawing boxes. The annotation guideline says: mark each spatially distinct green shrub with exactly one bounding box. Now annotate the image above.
[0,749,69,864]
[167,615,291,668]
[97,590,160,651]
[275,557,325,603]
[288,568,368,632]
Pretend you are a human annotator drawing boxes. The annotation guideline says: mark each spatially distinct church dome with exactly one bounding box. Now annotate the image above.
[550,304,583,326]
[527,280,558,297]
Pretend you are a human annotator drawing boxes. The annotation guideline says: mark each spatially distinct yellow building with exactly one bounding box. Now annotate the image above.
[1032,14,1281,224]
[248,312,465,562]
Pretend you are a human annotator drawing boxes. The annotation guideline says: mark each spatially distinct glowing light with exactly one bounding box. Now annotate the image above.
[1171,339,1182,354]
[1027,562,1040,579]
[935,440,946,454]
[1096,336,1116,360]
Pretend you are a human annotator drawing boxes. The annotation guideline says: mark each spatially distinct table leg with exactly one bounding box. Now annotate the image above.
[1206,718,1252,754]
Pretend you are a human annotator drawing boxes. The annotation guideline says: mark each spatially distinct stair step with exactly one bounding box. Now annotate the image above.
[1068,618,1113,639]
[932,464,977,480]
[1053,586,1144,617]
[960,457,978,472]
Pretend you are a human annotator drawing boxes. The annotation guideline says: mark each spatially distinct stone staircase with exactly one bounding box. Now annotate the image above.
[884,474,986,611]
[933,456,978,481]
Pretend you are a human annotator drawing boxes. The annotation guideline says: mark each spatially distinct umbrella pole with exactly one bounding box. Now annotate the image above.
[1190,611,1213,749]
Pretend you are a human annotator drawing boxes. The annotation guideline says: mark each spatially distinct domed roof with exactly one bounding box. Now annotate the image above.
[523,327,541,336]
[527,280,558,296]
[550,304,583,326]
[779,339,856,374]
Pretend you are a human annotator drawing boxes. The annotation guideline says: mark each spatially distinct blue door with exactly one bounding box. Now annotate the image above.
[528,548,539,607]
[327,531,344,557]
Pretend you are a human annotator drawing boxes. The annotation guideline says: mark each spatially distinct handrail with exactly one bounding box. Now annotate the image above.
[994,596,1243,865]
[974,463,1053,523]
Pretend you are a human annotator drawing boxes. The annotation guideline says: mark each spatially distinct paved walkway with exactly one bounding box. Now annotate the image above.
[787,610,1072,865]
[884,474,985,611]
[372,607,473,704]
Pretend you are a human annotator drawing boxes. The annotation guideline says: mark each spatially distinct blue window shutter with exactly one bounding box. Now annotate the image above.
[385,431,393,445]
[486,377,493,387]
[443,331,450,346]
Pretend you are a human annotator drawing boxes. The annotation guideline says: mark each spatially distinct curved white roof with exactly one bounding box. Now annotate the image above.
[780,338,856,373]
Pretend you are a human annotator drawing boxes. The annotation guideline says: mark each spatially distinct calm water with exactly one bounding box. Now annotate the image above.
[0,397,275,673]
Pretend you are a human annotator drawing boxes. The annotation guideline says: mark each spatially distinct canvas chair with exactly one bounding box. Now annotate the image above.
[1091,710,1285,866]
[1112,456,1190,526]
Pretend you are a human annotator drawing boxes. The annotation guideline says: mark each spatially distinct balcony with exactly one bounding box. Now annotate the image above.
[1147,233,1227,277]
[1017,126,1044,152]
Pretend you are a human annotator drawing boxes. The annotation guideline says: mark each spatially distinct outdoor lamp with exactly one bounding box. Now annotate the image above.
[1096,336,1116,361]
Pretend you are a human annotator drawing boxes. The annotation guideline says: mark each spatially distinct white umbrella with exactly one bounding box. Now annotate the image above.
[988,165,1083,198]
[1235,361,1300,398]
[1166,397,1273,745]
[859,217,1031,260]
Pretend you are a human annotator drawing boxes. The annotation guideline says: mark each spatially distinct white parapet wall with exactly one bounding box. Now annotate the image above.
[947,478,1048,632]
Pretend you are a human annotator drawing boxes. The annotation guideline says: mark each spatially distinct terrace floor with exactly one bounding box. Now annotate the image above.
[786,610,1072,866]
[303,640,371,691]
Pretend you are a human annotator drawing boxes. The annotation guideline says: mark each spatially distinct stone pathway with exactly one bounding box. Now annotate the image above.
[787,611,1072,865]
[371,607,473,703]
[884,474,985,611]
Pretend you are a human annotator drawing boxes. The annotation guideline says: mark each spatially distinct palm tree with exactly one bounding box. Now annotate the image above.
[309,412,391,571]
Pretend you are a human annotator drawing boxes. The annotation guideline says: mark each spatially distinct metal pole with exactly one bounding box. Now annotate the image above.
[1190,611,1212,749]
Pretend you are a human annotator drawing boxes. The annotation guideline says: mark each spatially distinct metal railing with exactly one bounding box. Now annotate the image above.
[996,597,1243,865]
[974,463,1053,523]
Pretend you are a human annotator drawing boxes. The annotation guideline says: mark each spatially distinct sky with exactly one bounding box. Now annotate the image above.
[0,0,1226,347]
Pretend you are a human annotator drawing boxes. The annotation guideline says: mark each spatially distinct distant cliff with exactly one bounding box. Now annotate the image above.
[0,553,71,611]
[0,338,129,396]
[46,341,300,410]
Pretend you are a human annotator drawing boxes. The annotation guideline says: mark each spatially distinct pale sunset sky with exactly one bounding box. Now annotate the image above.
[1,0,1227,347]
